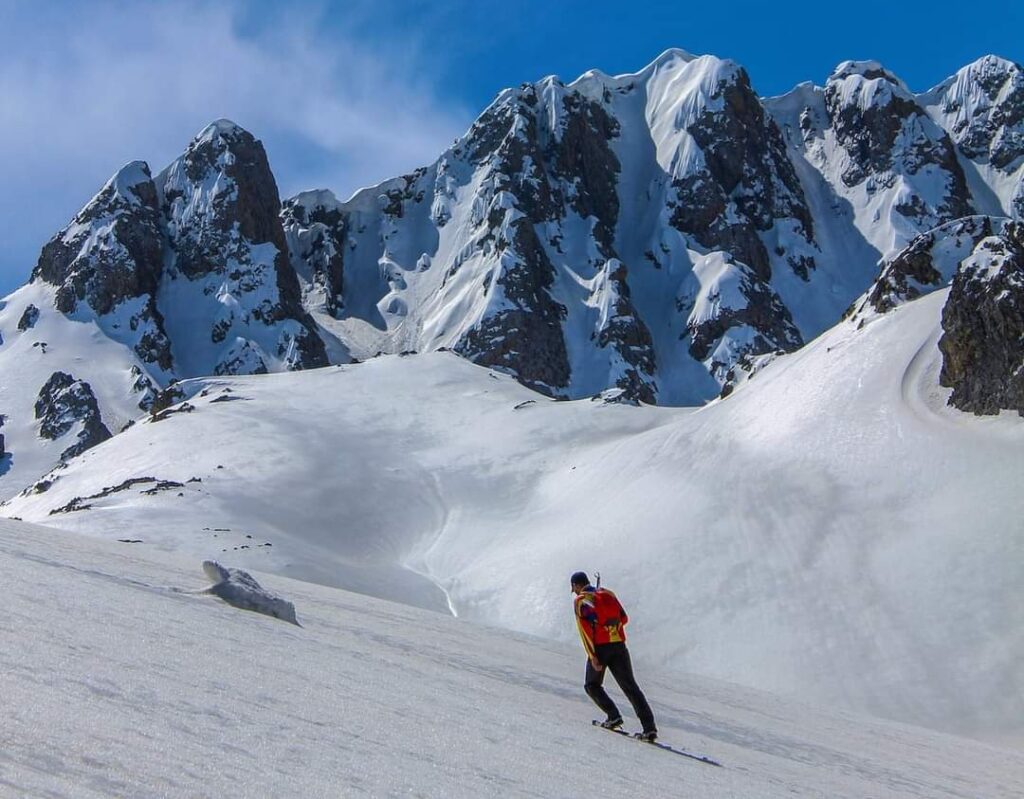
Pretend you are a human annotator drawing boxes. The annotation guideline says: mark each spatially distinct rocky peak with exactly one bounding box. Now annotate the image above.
[31,160,166,316]
[829,60,911,92]
[923,55,1024,170]
[159,119,289,279]
[155,120,328,374]
[822,60,973,239]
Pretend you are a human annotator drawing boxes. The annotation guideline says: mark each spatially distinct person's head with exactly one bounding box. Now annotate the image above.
[570,571,589,594]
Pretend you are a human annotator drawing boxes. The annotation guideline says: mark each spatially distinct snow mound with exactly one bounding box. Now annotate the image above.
[202,560,299,625]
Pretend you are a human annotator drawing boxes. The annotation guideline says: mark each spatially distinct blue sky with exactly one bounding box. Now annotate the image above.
[1,0,1021,295]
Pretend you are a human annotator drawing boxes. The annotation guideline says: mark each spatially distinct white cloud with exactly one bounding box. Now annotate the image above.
[0,0,471,291]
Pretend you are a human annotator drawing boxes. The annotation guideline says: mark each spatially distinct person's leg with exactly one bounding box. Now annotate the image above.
[605,644,656,733]
[584,657,622,721]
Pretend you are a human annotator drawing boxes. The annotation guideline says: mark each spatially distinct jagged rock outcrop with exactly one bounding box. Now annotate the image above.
[34,372,112,460]
[823,62,972,241]
[846,216,1004,324]
[665,61,816,282]
[282,191,347,318]
[590,260,657,404]
[27,122,328,382]
[157,121,328,376]
[922,56,1024,218]
[938,221,1024,415]
[30,162,174,373]
[32,162,165,316]
[678,251,802,385]
[17,304,40,332]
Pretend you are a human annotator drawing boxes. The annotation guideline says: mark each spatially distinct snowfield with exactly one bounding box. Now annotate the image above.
[2,518,1021,798]
[4,288,1022,749]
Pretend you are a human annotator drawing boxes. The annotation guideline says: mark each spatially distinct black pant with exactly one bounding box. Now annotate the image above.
[584,642,656,733]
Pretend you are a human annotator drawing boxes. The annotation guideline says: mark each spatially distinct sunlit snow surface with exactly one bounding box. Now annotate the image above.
[3,290,1023,746]
[2,520,1021,798]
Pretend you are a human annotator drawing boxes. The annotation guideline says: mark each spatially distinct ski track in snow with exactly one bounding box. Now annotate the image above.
[2,518,1022,799]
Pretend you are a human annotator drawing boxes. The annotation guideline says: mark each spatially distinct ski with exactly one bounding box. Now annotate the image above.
[591,720,722,767]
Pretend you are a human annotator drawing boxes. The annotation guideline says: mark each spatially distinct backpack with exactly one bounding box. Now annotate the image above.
[590,588,626,644]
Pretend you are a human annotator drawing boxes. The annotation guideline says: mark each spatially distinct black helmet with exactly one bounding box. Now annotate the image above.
[570,571,589,589]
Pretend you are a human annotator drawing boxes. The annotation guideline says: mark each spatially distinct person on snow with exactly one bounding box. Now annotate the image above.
[571,571,657,741]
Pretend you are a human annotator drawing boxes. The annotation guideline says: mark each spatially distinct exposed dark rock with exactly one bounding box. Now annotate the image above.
[149,401,196,422]
[682,257,803,383]
[161,122,328,371]
[381,168,428,218]
[849,216,1000,322]
[938,221,1024,415]
[129,365,160,411]
[281,194,347,317]
[669,65,816,281]
[34,371,112,460]
[17,305,39,331]
[149,384,186,417]
[551,92,622,253]
[29,162,176,372]
[824,63,972,222]
[140,479,185,495]
[453,208,570,395]
[32,162,165,315]
[592,260,657,404]
[937,56,1024,170]
[214,338,269,376]
[49,476,179,514]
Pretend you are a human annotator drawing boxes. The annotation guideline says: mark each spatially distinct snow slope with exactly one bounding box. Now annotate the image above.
[5,288,1022,745]
[0,280,158,492]
[2,519,1020,798]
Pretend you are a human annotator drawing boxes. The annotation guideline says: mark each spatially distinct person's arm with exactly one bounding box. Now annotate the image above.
[575,595,602,669]
[614,591,628,626]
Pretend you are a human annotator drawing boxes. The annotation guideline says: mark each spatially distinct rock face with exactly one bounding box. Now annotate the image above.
[28,121,327,385]
[156,121,328,377]
[34,372,112,460]
[17,305,40,332]
[666,62,816,282]
[846,216,1004,324]
[938,221,1024,415]
[30,162,174,373]
[921,56,1024,219]
[281,191,347,318]
[769,60,975,264]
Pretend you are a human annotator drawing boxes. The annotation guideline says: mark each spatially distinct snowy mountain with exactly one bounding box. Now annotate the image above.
[2,52,1024,489]
[5,279,1022,744]
[1,50,1023,751]
[0,122,328,490]
[4,518,1022,798]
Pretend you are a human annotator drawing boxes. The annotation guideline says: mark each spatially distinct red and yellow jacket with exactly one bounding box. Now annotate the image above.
[574,586,628,658]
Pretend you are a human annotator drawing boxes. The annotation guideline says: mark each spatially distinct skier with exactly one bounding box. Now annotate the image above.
[571,571,658,741]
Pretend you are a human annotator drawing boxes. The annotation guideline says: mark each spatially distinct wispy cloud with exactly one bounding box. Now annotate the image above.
[0,0,471,291]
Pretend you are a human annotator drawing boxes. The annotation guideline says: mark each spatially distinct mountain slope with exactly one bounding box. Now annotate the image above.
[4,52,1024,498]
[3,518,1020,798]
[5,286,1022,743]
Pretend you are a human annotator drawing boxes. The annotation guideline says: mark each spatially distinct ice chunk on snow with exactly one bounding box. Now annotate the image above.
[201,560,299,625]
